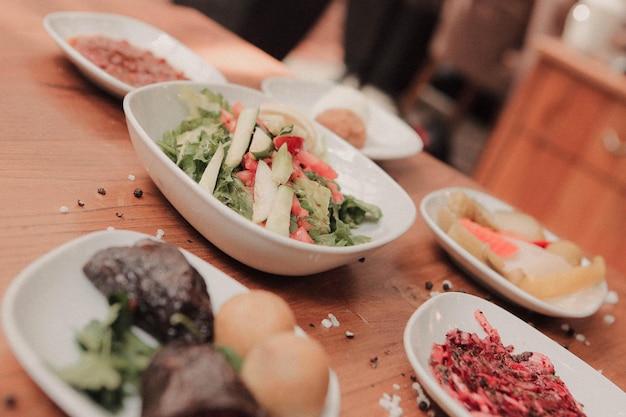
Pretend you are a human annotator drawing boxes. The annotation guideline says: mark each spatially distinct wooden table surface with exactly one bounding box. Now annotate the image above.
[1,1,625,416]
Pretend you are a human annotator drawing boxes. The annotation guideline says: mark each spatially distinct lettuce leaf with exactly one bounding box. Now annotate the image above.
[57,293,157,413]
[157,87,382,247]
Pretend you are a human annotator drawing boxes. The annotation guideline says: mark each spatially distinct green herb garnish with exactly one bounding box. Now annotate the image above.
[57,292,158,413]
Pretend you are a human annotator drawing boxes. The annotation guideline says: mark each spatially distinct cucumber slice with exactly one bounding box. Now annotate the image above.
[271,143,293,185]
[198,142,225,195]
[249,127,274,159]
[259,102,320,155]
[224,107,258,168]
[265,185,294,237]
[259,113,285,136]
[252,160,278,223]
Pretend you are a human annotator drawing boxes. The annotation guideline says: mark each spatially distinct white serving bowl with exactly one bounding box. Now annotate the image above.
[123,81,416,275]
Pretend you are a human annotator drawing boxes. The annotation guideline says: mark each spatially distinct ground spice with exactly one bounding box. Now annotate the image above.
[69,35,188,87]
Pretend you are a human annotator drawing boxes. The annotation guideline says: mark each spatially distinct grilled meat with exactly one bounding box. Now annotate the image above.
[83,239,214,344]
[141,342,265,417]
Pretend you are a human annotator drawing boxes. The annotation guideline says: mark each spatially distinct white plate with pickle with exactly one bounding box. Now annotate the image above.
[43,12,227,97]
[420,187,608,317]
[1,229,341,417]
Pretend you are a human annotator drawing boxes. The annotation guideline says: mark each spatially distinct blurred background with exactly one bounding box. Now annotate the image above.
[174,0,624,176]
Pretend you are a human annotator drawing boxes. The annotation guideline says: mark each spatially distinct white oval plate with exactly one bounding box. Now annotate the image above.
[123,81,416,276]
[420,187,607,317]
[404,292,626,417]
[1,230,341,417]
[261,77,423,160]
[43,12,227,97]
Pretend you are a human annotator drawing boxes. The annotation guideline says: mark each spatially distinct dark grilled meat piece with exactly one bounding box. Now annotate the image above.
[83,239,214,344]
[142,342,265,417]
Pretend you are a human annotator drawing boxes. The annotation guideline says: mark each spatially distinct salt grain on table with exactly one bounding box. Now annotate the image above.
[604,314,616,325]
[322,313,340,328]
[379,393,403,417]
[605,290,619,304]
[412,381,431,410]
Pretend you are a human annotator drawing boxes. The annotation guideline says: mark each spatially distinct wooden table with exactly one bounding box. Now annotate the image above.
[1,1,624,416]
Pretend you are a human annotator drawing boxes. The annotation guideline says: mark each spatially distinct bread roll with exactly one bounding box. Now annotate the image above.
[241,332,329,417]
[214,290,296,358]
[312,85,369,148]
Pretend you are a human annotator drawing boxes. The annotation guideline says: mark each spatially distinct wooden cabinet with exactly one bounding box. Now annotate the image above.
[474,37,626,275]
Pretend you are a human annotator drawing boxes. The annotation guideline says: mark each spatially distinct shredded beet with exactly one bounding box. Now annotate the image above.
[430,310,586,416]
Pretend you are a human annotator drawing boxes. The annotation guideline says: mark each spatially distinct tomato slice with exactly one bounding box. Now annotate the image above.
[236,169,255,186]
[296,150,338,179]
[290,225,314,243]
[273,135,304,155]
[220,109,237,132]
[325,180,344,204]
[242,152,259,171]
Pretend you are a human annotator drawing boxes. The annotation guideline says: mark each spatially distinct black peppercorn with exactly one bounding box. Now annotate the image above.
[3,394,16,409]
[133,188,143,198]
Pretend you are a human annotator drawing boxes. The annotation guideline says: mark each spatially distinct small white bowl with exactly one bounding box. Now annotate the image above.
[43,12,227,97]
[404,292,626,417]
[123,81,416,275]
[261,77,423,160]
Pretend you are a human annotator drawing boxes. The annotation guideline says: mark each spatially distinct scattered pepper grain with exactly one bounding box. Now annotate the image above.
[370,356,379,368]
[3,393,16,409]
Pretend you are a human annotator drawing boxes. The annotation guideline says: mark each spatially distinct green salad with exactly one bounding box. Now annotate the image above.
[158,87,382,246]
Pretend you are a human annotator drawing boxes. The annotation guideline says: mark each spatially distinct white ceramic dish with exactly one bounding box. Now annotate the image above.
[404,292,626,417]
[420,187,607,317]
[1,229,341,417]
[123,81,416,276]
[260,77,423,160]
[43,12,227,97]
